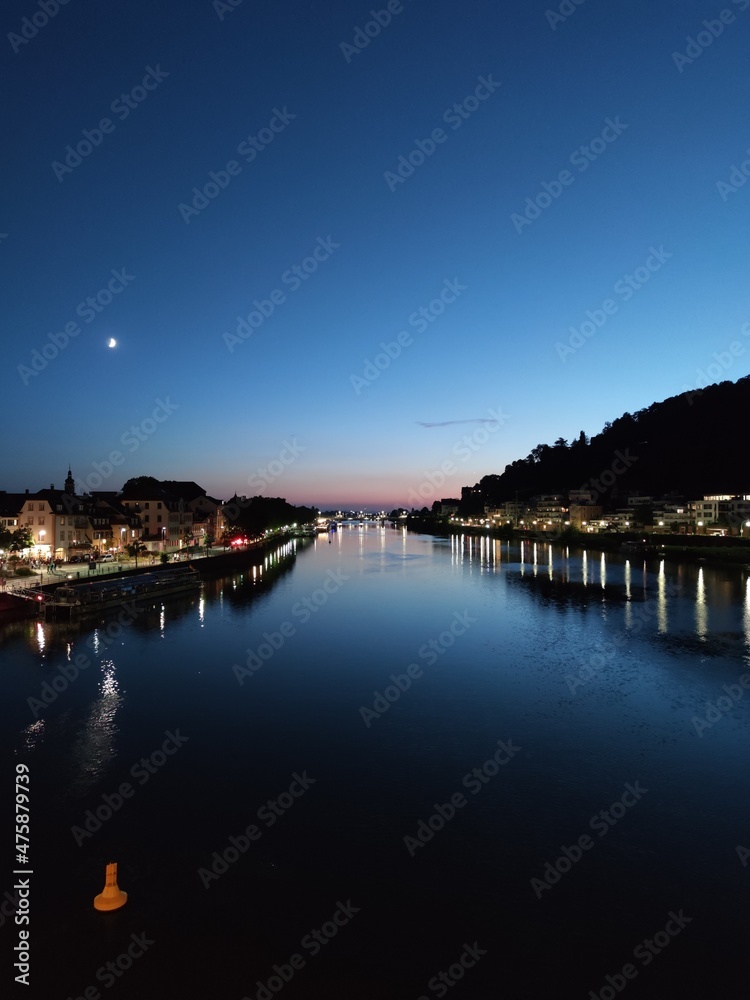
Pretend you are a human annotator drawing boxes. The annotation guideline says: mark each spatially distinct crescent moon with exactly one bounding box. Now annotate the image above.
[108,338,117,348]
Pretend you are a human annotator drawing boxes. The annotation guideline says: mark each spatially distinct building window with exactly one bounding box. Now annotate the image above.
[145,502,150,509]
[28,503,34,511]
[157,515,162,523]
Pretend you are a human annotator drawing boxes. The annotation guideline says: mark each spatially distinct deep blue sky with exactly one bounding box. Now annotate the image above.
[2,0,748,509]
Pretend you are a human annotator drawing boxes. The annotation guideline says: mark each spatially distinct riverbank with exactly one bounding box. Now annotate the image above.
[0,532,306,620]
[405,518,750,571]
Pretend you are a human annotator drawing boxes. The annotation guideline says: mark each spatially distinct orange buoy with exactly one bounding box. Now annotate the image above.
[93,862,127,911]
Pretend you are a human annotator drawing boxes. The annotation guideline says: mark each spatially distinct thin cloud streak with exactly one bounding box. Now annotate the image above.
[417,419,500,428]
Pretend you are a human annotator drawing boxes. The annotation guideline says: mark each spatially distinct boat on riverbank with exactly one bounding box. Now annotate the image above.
[43,565,201,619]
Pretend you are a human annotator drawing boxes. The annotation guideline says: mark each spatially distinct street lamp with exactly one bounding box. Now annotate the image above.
[162,526,166,551]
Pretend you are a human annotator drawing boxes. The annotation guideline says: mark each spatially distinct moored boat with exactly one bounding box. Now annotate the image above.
[44,565,201,618]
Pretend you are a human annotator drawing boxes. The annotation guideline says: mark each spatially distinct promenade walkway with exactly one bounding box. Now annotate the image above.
[1,534,289,595]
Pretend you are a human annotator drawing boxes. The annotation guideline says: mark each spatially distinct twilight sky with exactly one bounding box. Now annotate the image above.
[2,0,748,509]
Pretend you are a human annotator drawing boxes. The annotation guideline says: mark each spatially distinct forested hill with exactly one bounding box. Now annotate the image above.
[469,376,750,507]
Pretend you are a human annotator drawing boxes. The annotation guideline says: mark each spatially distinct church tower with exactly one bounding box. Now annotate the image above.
[64,467,76,496]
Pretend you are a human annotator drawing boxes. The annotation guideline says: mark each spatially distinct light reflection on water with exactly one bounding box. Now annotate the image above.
[63,658,123,798]
[20,718,45,753]
[657,560,668,633]
[444,534,750,648]
[695,566,708,639]
[10,533,750,802]
[4,528,750,997]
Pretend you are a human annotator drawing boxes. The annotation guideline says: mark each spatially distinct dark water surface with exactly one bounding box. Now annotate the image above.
[2,528,749,998]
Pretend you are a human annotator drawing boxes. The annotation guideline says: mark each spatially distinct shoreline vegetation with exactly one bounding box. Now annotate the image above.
[404,515,750,571]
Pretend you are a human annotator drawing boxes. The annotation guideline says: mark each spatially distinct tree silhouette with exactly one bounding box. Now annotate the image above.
[126,540,148,569]
[467,376,750,508]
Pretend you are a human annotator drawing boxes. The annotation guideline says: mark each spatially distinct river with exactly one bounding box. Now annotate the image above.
[2,526,749,999]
